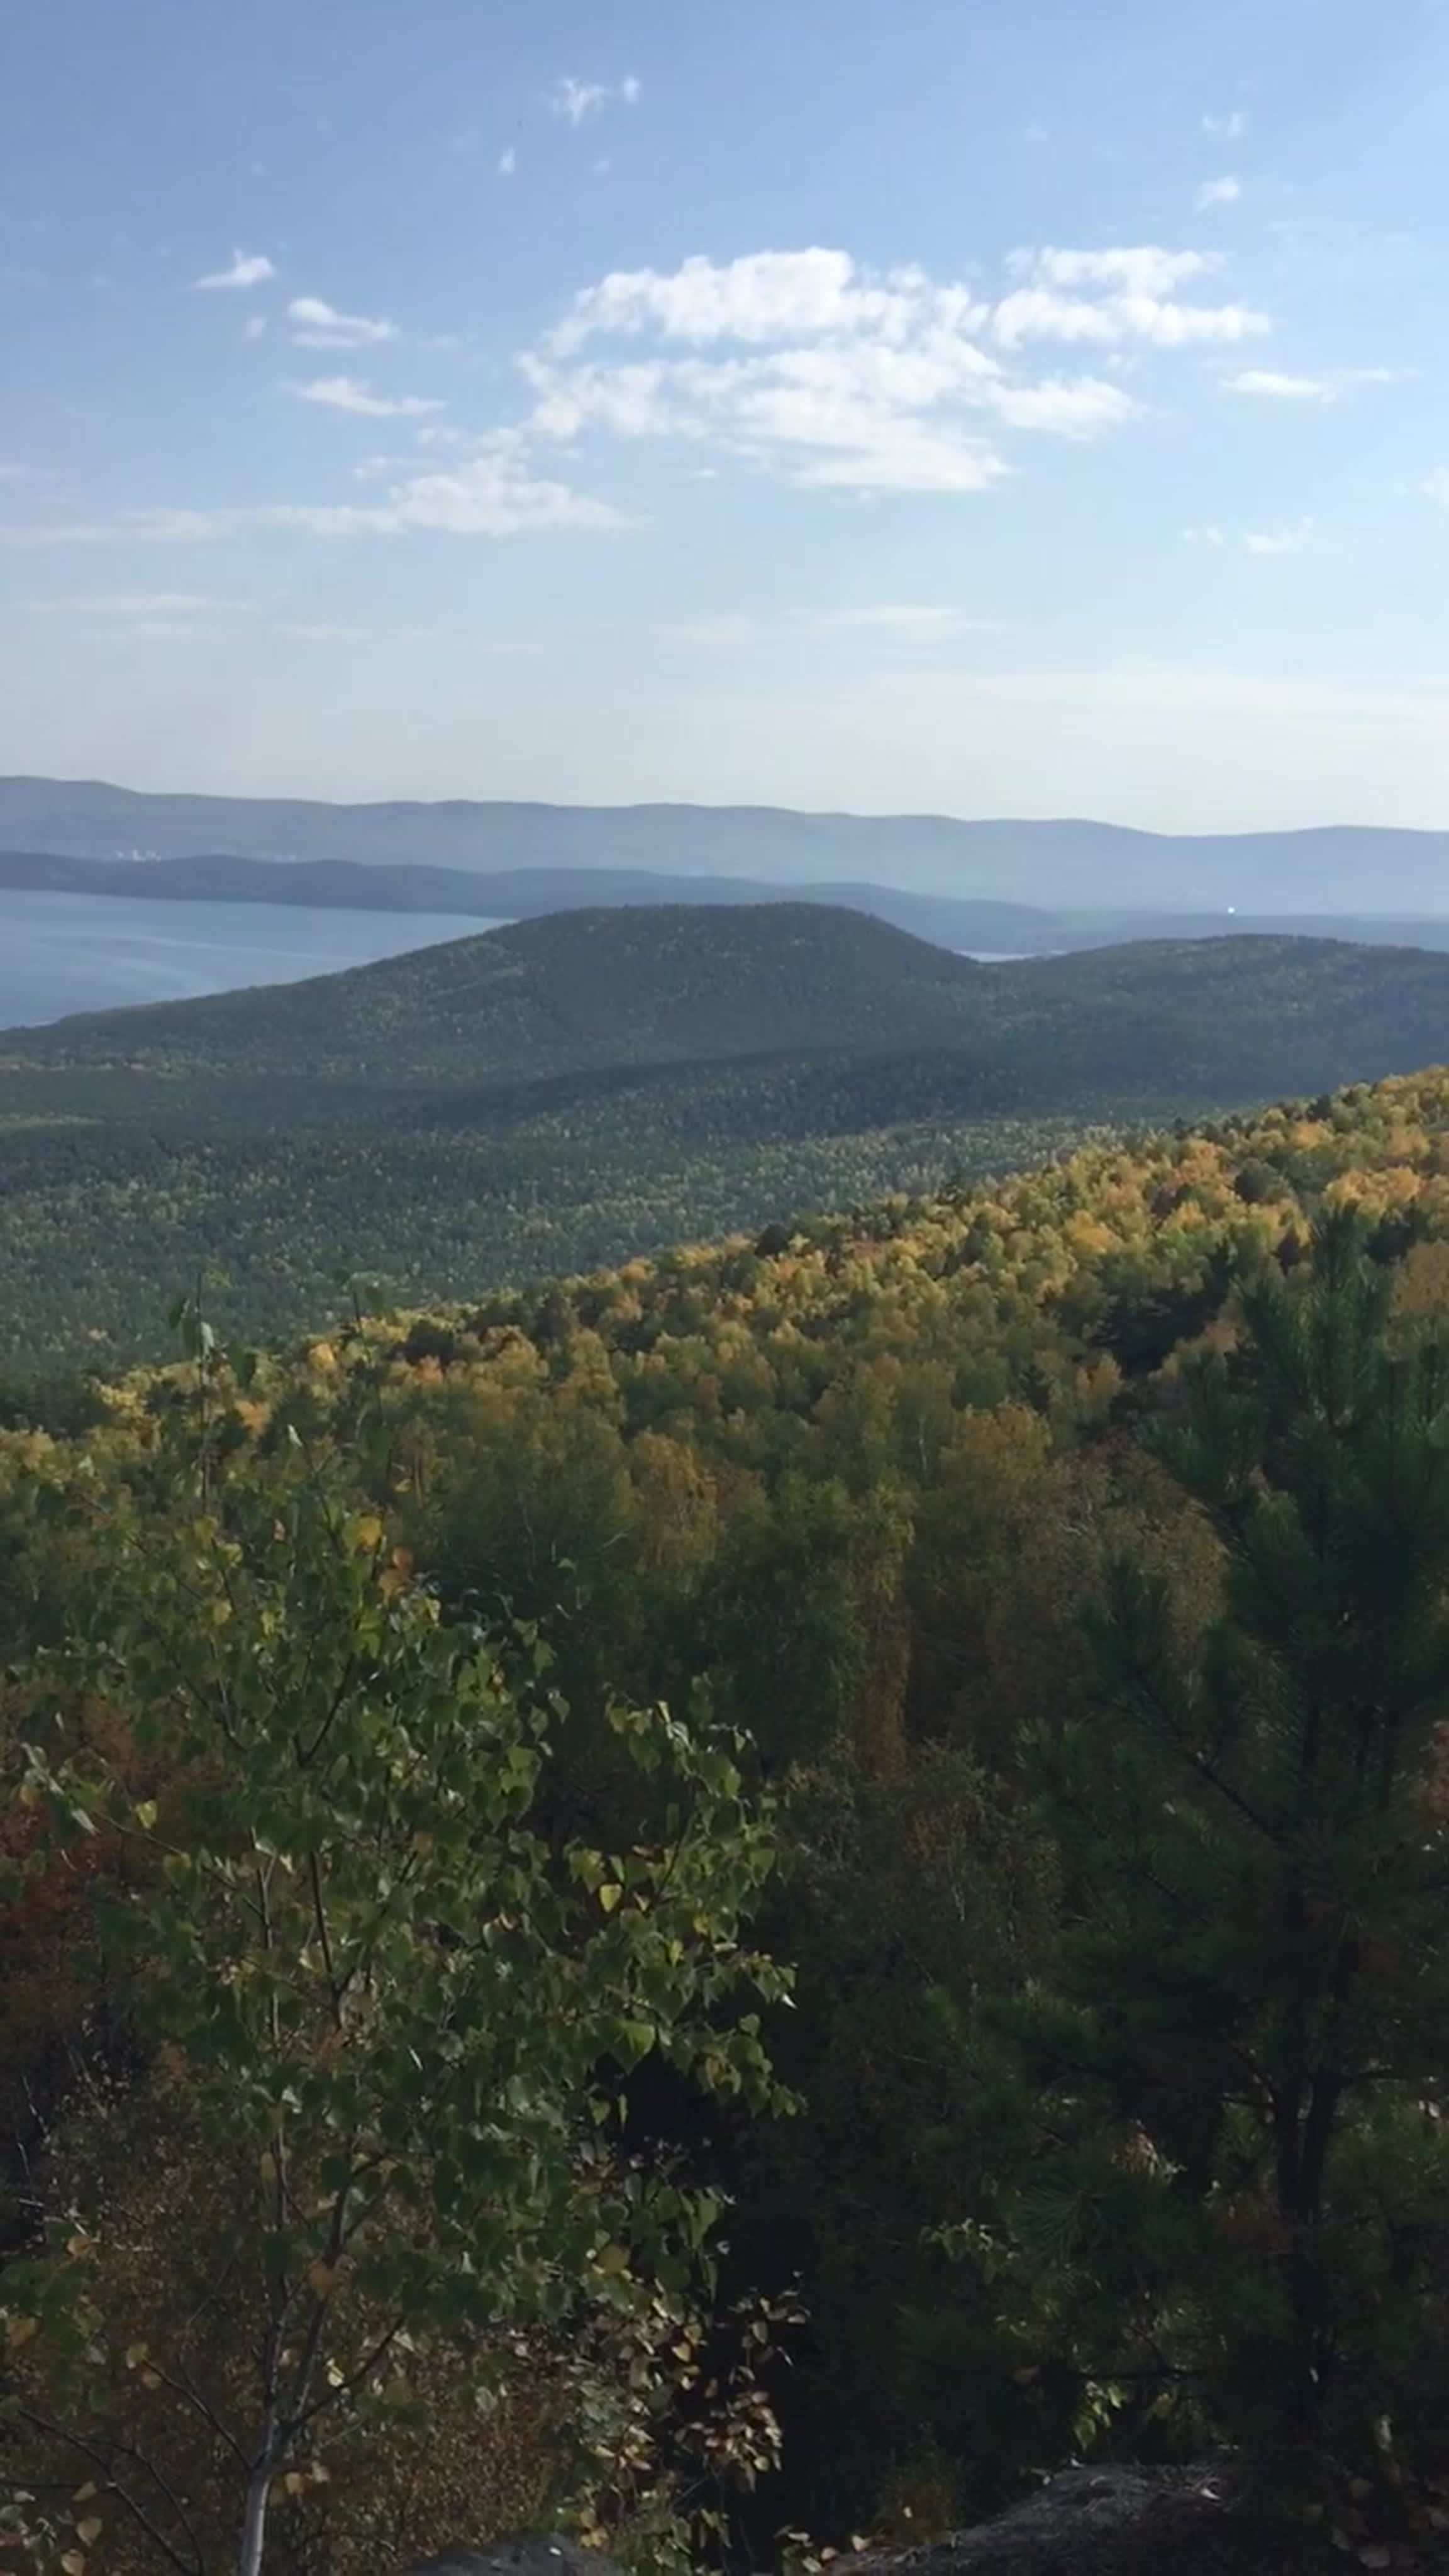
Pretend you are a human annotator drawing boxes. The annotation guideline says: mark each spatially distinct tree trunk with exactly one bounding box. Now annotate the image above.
[237,2456,274,2576]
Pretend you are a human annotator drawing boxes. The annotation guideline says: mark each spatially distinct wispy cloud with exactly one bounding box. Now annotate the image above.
[1195,175,1242,211]
[274,619,438,641]
[26,590,248,613]
[548,74,641,127]
[497,145,518,178]
[1244,518,1315,555]
[287,295,398,349]
[0,464,31,482]
[243,314,267,341]
[0,442,626,545]
[806,602,996,634]
[132,618,214,640]
[1202,109,1248,140]
[1424,469,1449,507]
[288,375,445,418]
[1228,365,1397,402]
[193,249,275,291]
[1227,367,1333,400]
[1184,521,1314,555]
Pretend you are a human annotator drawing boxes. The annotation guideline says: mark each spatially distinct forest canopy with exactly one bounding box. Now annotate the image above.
[8,1067,1449,2568]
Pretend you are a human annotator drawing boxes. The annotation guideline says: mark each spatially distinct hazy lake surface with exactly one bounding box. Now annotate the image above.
[0,892,504,1030]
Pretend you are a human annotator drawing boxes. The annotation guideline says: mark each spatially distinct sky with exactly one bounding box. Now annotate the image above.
[1,0,1447,828]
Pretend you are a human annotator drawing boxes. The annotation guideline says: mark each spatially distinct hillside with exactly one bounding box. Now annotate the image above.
[4,904,987,1087]
[11,906,1449,1112]
[4,904,1449,1378]
[10,1071,1449,2564]
[7,772,1449,910]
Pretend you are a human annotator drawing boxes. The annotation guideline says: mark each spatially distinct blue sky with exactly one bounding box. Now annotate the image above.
[1,0,1446,826]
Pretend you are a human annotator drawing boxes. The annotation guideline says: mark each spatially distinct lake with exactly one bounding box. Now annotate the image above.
[0,891,505,1030]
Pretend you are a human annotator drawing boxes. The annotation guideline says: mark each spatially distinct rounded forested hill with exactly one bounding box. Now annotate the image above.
[5,907,1449,1133]
[2,903,988,1087]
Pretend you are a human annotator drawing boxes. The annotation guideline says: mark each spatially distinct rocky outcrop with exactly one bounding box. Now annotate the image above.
[836,2465,1310,2576]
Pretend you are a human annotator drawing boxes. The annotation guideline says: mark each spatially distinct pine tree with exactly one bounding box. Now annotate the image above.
[1014,1210,1449,2461]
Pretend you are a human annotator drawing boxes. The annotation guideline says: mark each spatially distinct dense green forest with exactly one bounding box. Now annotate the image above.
[8,1068,1449,2572]
[4,906,1449,1377]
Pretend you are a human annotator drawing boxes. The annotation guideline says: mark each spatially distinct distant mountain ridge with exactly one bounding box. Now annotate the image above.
[10,845,1449,960]
[4,775,1449,912]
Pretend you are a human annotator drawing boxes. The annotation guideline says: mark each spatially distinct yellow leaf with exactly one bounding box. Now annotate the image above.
[284,2472,306,2497]
[124,2341,149,2370]
[211,1597,233,1626]
[594,2243,630,2276]
[597,1884,623,1914]
[4,2313,38,2348]
[16,1779,40,1810]
[133,1799,158,1831]
[306,2260,341,2296]
[74,2487,97,2506]
[77,2519,103,2546]
[352,1514,384,1553]
[60,2553,86,2575]
[140,2369,162,2390]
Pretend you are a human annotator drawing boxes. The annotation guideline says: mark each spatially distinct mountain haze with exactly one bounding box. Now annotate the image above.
[6,777,1449,913]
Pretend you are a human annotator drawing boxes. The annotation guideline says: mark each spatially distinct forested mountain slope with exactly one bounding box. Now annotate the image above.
[9,1073,1449,2565]
[9,905,1449,1108]
[4,908,1449,1374]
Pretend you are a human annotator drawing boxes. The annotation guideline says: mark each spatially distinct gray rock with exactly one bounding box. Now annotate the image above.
[403,2544,623,2576]
[836,2464,1310,2576]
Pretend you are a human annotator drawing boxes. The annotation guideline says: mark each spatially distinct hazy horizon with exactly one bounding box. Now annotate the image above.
[6,768,1449,841]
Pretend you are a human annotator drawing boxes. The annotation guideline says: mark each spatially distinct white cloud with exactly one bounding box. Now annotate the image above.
[529,242,1256,495]
[0,445,626,546]
[1424,470,1449,507]
[992,245,1266,347]
[194,249,275,291]
[549,74,641,126]
[1196,175,1242,211]
[1244,518,1314,555]
[497,145,518,178]
[288,375,445,418]
[0,464,31,481]
[549,248,985,355]
[243,314,267,341]
[1183,525,1227,547]
[287,295,398,349]
[1202,109,1248,140]
[1228,367,1333,400]
[985,374,1141,433]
